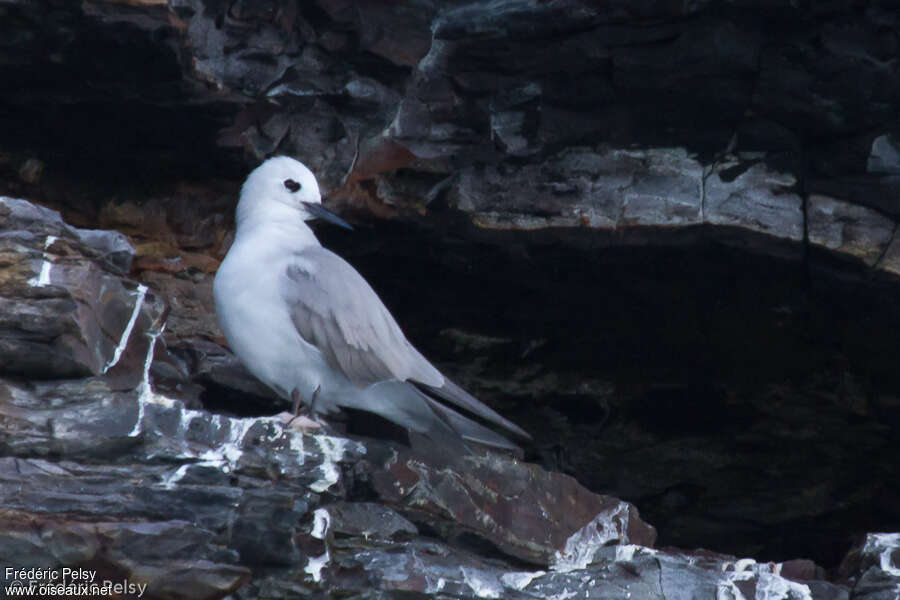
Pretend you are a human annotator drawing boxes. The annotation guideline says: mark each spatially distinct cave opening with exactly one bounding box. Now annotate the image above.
[312,218,900,570]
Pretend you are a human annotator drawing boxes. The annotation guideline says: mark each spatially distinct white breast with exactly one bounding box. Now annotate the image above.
[214,235,323,401]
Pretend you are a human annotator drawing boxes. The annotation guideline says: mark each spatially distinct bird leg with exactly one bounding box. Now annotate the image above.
[290,388,303,419]
[309,384,321,413]
[285,386,323,429]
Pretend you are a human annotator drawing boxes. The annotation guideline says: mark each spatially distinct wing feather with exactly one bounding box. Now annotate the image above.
[282,247,443,387]
[282,246,530,443]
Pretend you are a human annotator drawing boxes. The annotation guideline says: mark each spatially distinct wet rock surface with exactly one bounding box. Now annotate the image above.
[0,367,897,599]
[2,0,900,598]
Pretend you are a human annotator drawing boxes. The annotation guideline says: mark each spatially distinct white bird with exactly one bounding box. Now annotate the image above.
[213,156,530,450]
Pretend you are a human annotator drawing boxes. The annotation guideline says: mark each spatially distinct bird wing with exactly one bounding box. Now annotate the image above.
[281,246,444,388]
[282,246,530,442]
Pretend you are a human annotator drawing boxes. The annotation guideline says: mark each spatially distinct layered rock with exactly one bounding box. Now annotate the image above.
[1,348,896,598]
[0,196,164,383]
[0,194,896,597]
[3,1,899,270]
[0,196,661,597]
[2,0,900,597]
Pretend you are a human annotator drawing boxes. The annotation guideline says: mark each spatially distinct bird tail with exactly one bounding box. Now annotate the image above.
[418,378,532,441]
[361,380,522,452]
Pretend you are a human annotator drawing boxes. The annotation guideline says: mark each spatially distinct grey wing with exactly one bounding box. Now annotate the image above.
[283,247,531,443]
[282,247,444,388]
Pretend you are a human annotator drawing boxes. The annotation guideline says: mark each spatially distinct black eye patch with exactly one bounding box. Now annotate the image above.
[283,179,301,193]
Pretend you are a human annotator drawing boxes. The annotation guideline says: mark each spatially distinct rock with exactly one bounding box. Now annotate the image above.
[367,442,656,566]
[449,147,704,231]
[3,0,900,596]
[0,369,659,598]
[0,196,134,276]
[704,160,804,243]
[0,196,164,382]
[5,0,898,271]
[1,363,863,599]
[877,235,900,278]
[17,158,44,184]
[447,148,818,256]
[868,135,900,176]
[0,372,357,596]
[173,336,278,401]
[807,195,896,266]
[314,539,849,599]
[839,533,900,600]
[325,502,418,540]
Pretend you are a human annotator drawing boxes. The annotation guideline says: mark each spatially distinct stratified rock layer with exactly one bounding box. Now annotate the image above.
[2,367,897,600]
[0,196,896,598]
[0,196,164,382]
[2,1,900,597]
[2,1,899,270]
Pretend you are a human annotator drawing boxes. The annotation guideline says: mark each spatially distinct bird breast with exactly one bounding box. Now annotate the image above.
[214,237,326,400]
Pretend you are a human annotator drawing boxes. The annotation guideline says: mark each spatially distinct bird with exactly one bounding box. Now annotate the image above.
[213,156,530,451]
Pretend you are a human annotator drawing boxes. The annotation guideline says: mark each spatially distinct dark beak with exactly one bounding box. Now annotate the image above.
[302,201,353,230]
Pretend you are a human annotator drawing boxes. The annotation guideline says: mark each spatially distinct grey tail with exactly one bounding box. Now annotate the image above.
[419,394,522,452]
[417,378,532,441]
[361,380,523,452]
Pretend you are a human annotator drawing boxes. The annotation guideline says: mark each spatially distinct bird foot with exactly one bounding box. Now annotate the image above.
[285,385,322,430]
[278,411,323,430]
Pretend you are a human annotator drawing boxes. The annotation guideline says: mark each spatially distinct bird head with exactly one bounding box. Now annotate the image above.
[238,156,352,230]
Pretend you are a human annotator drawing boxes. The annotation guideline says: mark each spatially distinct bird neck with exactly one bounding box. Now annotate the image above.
[235,199,321,249]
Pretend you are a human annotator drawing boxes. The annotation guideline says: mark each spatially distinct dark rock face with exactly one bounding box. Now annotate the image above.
[2,359,895,598]
[0,196,164,381]
[2,0,900,598]
[329,223,900,567]
[0,366,659,597]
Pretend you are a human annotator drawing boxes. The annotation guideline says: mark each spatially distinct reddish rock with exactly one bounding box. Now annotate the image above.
[369,444,656,565]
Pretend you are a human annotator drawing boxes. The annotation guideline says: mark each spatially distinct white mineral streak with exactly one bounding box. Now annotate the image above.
[755,572,813,600]
[546,589,578,600]
[104,283,148,373]
[500,570,545,590]
[305,549,330,583]
[716,558,813,600]
[160,464,190,490]
[157,407,319,488]
[863,532,900,599]
[716,563,755,600]
[151,396,361,493]
[311,508,331,540]
[864,533,900,577]
[289,428,305,457]
[118,297,358,495]
[156,408,289,487]
[305,508,332,581]
[460,566,503,599]
[128,320,164,437]
[197,416,258,473]
[29,234,57,287]
[615,544,657,563]
[552,502,631,572]
[310,435,352,492]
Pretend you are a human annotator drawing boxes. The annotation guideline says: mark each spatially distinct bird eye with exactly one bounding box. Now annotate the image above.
[284,179,301,193]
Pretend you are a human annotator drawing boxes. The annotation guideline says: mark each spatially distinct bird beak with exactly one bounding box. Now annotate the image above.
[302,201,353,230]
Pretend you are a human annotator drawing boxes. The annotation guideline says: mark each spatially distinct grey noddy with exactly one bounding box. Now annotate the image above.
[213,156,530,450]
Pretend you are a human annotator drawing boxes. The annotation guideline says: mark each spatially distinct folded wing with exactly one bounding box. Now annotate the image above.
[281,247,530,443]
